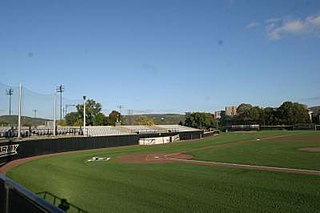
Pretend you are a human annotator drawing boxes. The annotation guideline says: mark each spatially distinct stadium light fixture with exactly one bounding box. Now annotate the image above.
[6,88,14,116]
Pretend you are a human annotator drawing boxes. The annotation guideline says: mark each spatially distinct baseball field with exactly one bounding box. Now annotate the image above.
[6,131,320,212]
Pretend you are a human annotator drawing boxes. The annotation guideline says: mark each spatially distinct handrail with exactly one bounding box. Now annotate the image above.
[0,174,64,213]
[37,191,89,213]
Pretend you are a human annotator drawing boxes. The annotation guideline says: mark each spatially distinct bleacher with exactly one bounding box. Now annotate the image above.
[0,127,11,137]
[0,125,201,139]
[121,125,163,134]
[86,126,130,137]
[156,125,200,132]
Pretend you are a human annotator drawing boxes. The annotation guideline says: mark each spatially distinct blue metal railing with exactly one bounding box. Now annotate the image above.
[37,191,88,213]
[0,174,64,213]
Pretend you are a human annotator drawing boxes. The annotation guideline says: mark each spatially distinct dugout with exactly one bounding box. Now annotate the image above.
[293,123,316,130]
[223,124,260,132]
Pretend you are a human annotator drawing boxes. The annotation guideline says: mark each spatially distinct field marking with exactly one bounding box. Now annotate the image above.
[166,157,320,176]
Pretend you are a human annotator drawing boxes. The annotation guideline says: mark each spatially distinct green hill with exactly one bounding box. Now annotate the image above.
[0,115,50,126]
[123,114,185,125]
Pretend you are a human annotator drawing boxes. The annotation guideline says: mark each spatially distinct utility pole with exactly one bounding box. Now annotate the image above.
[56,85,64,120]
[117,105,123,123]
[33,109,37,118]
[6,88,14,116]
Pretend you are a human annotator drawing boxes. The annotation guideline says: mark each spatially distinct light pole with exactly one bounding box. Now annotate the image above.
[56,85,64,120]
[83,96,86,136]
[6,88,14,116]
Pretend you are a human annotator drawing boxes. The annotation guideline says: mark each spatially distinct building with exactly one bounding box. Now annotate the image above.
[225,106,237,117]
[214,111,222,119]
[308,110,313,122]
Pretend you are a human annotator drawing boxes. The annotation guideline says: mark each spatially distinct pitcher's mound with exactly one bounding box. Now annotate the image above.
[299,147,320,152]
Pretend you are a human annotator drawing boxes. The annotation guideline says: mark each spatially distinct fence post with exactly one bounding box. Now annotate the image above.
[4,181,12,213]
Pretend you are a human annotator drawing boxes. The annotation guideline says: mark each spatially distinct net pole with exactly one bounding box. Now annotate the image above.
[18,82,22,138]
[83,96,86,136]
[53,93,57,136]
[60,90,63,120]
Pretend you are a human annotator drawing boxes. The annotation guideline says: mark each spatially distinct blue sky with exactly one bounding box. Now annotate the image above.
[0,0,320,115]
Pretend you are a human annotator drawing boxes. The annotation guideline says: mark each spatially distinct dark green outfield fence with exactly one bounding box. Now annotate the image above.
[0,131,203,167]
[0,134,140,166]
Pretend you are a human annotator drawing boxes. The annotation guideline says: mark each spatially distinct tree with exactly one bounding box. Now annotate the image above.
[237,103,253,114]
[236,103,264,124]
[247,106,264,124]
[263,107,277,125]
[95,112,109,125]
[184,112,218,130]
[278,101,295,125]
[278,101,309,125]
[135,116,155,126]
[108,110,121,126]
[65,112,81,126]
[57,120,67,126]
[65,99,106,126]
[76,99,102,126]
[236,103,253,122]
[292,103,310,124]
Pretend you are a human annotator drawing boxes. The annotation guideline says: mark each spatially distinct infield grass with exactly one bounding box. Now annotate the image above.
[6,131,320,213]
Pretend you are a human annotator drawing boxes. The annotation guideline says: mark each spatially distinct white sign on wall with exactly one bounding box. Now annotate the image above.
[0,144,19,158]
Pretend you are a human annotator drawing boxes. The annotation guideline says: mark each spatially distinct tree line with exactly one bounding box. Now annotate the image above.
[183,101,317,130]
[221,101,313,126]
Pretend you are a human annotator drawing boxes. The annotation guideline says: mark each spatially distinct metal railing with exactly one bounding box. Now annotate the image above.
[37,191,88,213]
[0,174,64,213]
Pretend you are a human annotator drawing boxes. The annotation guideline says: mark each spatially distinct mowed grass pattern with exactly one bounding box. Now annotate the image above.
[7,131,320,212]
[191,131,320,170]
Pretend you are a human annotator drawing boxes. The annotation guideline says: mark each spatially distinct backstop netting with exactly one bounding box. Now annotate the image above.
[0,82,82,128]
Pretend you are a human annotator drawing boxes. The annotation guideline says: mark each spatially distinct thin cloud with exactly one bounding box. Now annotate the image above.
[246,22,260,29]
[265,18,282,23]
[266,15,320,40]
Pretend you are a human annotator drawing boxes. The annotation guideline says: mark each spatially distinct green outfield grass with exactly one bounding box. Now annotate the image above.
[6,131,320,212]
[191,131,320,170]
